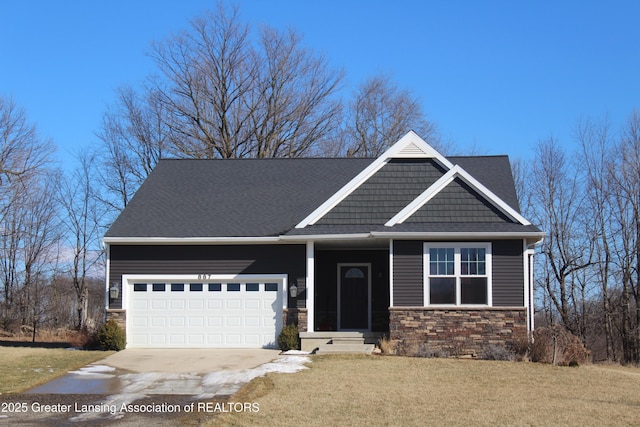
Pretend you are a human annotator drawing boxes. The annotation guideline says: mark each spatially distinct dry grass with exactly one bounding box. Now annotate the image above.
[0,347,113,393]
[211,355,640,426]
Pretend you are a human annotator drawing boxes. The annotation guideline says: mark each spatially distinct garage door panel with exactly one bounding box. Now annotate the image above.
[151,300,167,310]
[127,277,283,349]
[170,317,185,327]
[208,300,223,309]
[189,300,204,310]
[132,300,148,310]
[226,299,241,309]
[150,317,166,327]
[170,300,185,310]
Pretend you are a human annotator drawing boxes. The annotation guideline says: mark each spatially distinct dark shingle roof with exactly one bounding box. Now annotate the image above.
[105,154,536,239]
[105,158,372,238]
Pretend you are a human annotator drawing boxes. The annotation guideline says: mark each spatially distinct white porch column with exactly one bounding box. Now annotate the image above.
[306,240,315,332]
[389,239,394,307]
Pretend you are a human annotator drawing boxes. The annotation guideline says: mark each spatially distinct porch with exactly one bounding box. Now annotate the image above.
[297,241,390,353]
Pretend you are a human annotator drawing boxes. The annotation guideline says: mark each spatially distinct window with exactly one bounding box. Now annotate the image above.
[152,283,165,292]
[133,283,147,292]
[190,283,203,292]
[246,283,259,292]
[208,283,221,292]
[265,283,278,292]
[171,283,184,292]
[424,243,491,306]
[227,283,241,292]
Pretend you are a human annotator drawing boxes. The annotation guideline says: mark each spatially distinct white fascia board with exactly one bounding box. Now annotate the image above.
[385,164,533,227]
[102,236,284,245]
[295,131,453,229]
[371,231,547,240]
[279,233,372,241]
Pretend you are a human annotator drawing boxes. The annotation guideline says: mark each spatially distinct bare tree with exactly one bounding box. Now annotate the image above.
[149,3,343,159]
[341,73,440,157]
[0,96,53,187]
[609,110,640,363]
[58,152,107,330]
[530,137,592,339]
[97,86,168,213]
[0,96,56,331]
[577,116,617,359]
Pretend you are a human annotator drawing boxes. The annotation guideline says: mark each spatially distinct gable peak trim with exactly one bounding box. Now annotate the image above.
[295,131,451,229]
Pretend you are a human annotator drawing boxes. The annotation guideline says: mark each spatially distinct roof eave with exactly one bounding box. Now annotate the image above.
[102,236,284,245]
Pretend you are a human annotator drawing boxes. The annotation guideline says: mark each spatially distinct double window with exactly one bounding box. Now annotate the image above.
[424,243,491,306]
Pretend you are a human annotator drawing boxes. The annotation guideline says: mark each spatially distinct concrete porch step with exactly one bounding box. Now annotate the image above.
[331,337,365,345]
[316,343,375,354]
[300,331,382,353]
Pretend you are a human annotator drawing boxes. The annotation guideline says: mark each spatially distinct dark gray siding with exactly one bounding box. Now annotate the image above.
[407,178,514,223]
[108,244,306,309]
[391,239,525,308]
[317,159,446,225]
[492,240,525,306]
[392,241,423,306]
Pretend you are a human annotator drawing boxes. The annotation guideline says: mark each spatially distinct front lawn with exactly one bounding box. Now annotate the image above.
[212,355,640,426]
[0,346,113,393]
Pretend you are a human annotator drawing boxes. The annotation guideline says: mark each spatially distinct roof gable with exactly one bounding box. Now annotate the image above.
[294,131,453,228]
[297,131,530,230]
[315,159,446,225]
[384,164,531,227]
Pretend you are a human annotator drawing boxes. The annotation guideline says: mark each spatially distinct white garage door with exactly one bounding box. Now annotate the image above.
[124,275,285,349]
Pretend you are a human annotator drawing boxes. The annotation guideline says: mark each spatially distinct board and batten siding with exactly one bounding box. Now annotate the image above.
[108,244,307,310]
[391,239,525,307]
[392,240,424,306]
[491,239,525,306]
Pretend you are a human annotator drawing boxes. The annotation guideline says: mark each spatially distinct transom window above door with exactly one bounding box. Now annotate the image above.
[424,243,492,306]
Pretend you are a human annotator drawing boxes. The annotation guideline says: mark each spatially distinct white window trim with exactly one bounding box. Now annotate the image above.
[423,242,492,307]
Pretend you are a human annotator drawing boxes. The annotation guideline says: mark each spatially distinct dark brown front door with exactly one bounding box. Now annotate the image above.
[338,264,370,330]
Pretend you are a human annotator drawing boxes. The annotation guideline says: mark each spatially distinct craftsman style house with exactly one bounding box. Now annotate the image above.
[104,131,543,354]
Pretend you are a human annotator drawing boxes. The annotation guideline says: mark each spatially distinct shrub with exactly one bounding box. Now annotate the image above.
[378,335,396,355]
[530,325,590,366]
[96,320,126,351]
[395,339,449,358]
[480,344,515,361]
[277,323,299,351]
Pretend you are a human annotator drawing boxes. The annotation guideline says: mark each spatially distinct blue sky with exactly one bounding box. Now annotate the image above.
[1,1,638,169]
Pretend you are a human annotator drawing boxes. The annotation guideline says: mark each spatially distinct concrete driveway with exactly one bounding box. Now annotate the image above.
[99,348,282,373]
[11,348,311,425]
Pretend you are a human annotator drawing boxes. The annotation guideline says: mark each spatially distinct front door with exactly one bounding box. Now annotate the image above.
[338,264,370,330]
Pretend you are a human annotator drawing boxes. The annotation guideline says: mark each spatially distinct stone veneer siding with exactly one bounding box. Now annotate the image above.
[283,308,308,332]
[389,307,527,356]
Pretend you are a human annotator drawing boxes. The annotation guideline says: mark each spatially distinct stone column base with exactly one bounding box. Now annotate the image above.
[283,308,308,332]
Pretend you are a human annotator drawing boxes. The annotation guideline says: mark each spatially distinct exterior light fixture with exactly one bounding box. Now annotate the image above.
[109,282,120,300]
[289,282,298,298]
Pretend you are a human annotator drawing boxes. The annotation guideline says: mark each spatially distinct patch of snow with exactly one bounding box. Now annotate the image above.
[198,355,310,399]
[282,349,312,355]
[83,365,116,373]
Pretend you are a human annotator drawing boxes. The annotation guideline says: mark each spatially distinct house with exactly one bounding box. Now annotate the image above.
[103,131,544,354]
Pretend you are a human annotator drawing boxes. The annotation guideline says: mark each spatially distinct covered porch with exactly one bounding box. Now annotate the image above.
[297,239,390,352]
